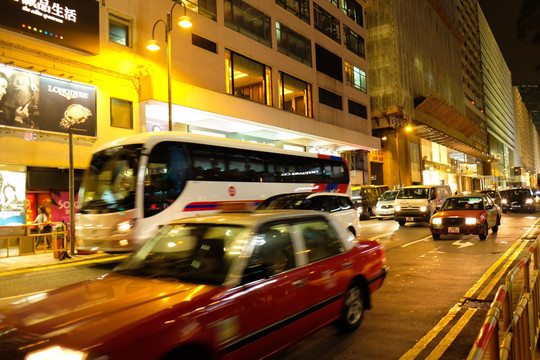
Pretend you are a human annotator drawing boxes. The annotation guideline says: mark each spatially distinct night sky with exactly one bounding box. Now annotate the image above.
[478,0,540,85]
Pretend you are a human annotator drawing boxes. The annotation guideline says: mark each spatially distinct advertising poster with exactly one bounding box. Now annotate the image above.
[0,171,26,225]
[51,190,78,225]
[0,66,96,136]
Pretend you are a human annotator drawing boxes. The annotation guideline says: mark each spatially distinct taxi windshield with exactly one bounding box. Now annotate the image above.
[115,223,245,286]
[441,197,484,211]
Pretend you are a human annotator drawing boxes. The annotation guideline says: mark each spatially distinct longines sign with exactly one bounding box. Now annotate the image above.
[0,66,96,136]
[0,0,99,54]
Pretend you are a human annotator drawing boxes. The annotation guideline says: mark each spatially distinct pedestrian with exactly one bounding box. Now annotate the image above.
[33,206,52,248]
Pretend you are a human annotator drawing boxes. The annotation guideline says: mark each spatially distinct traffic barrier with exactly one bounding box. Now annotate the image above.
[468,238,540,360]
[0,222,68,258]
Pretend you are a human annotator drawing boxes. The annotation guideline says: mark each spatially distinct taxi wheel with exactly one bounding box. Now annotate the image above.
[479,223,488,241]
[398,220,406,227]
[492,219,499,233]
[432,233,440,240]
[339,282,365,332]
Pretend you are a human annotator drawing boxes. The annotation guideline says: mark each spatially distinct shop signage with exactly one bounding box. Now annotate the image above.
[0,66,96,136]
[0,171,26,225]
[0,0,99,54]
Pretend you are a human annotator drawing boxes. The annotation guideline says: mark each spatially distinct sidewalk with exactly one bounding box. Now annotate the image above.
[0,251,129,275]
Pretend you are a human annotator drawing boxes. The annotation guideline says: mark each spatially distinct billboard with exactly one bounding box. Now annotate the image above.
[0,171,26,225]
[0,66,96,136]
[0,0,100,54]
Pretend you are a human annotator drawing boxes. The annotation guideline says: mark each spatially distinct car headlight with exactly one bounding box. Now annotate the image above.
[432,217,442,225]
[25,346,87,360]
[526,198,534,204]
[112,219,136,235]
[395,205,401,212]
[357,206,363,215]
[420,206,427,212]
[465,217,477,225]
[502,199,507,204]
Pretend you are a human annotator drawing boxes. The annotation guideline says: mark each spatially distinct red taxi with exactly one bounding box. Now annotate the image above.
[0,210,387,360]
[430,194,502,240]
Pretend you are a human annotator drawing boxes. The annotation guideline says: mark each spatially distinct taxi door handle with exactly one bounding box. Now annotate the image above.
[292,278,307,288]
[342,261,352,269]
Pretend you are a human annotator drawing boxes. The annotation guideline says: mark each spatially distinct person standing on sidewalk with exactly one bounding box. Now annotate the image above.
[33,206,52,248]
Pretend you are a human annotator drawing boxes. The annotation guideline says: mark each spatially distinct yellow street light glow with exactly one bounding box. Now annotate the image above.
[405,125,413,132]
[146,39,161,51]
[381,136,388,141]
[178,15,192,28]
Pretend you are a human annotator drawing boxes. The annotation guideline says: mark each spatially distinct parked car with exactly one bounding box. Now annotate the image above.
[255,192,361,240]
[430,193,502,240]
[0,210,387,360]
[351,185,389,220]
[375,189,399,220]
[499,188,539,213]
[394,185,452,226]
[478,189,502,208]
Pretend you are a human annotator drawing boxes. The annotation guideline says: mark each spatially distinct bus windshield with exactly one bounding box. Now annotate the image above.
[79,144,142,213]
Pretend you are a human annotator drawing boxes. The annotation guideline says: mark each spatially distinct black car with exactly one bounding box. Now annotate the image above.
[479,189,502,208]
[499,188,539,213]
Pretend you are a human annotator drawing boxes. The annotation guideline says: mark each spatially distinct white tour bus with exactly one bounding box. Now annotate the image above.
[75,132,351,252]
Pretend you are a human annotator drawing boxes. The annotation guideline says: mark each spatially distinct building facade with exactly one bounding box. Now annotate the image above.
[0,0,379,225]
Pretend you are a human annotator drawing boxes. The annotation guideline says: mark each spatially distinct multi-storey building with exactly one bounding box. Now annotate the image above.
[478,5,516,189]
[368,0,493,192]
[0,0,378,225]
[516,84,540,135]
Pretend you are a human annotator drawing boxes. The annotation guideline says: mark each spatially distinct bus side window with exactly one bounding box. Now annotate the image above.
[144,142,187,218]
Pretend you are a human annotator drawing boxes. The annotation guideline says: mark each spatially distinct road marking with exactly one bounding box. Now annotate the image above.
[399,304,462,360]
[463,240,523,298]
[369,232,396,240]
[452,240,474,248]
[477,240,529,300]
[425,308,477,360]
[402,236,432,247]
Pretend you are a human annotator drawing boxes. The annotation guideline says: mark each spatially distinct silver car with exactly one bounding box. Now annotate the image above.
[375,190,399,220]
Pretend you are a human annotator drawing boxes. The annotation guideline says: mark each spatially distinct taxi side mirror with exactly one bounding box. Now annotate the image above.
[486,204,494,210]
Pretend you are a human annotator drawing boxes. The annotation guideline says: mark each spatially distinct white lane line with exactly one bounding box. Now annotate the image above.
[401,236,432,247]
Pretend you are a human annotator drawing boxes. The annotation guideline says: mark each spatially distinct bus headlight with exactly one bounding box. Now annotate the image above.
[465,217,477,225]
[113,219,135,235]
[25,345,87,360]
[420,206,427,212]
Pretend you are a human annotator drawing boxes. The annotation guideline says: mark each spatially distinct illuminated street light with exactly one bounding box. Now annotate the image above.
[146,0,192,131]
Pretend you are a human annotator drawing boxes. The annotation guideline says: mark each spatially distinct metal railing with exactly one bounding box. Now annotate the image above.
[468,238,540,360]
[0,222,68,258]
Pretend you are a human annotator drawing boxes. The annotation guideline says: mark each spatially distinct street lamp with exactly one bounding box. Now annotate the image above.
[146,0,192,131]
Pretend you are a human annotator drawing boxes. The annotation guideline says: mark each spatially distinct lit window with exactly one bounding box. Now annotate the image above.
[345,61,366,92]
[279,72,312,117]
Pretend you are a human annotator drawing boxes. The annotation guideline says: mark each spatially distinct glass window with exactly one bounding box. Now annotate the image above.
[275,0,310,24]
[348,99,367,119]
[192,33,217,53]
[276,22,312,67]
[250,223,295,276]
[278,72,312,117]
[343,25,365,58]
[315,44,343,81]
[298,219,343,263]
[224,0,271,48]
[319,87,342,110]
[328,0,339,7]
[313,3,341,43]
[110,98,133,129]
[183,0,217,21]
[109,13,131,47]
[342,0,363,27]
[345,62,366,92]
[225,50,273,106]
[144,142,187,218]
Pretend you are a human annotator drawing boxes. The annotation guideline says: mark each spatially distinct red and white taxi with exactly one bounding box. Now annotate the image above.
[0,210,387,360]
[430,194,502,240]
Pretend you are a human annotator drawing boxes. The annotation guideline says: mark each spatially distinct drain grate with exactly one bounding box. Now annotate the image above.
[462,299,492,309]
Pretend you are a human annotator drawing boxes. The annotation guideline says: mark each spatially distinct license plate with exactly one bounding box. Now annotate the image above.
[513,204,521,208]
[448,227,460,234]
[406,217,414,222]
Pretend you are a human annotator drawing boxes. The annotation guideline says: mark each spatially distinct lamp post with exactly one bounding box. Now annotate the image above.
[147,0,192,131]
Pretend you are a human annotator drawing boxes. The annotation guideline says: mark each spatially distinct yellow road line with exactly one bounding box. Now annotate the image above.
[0,255,128,277]
[478,241,529,300]
[425,308,477,360]
[399,304,462,360]
[463,240,523,298]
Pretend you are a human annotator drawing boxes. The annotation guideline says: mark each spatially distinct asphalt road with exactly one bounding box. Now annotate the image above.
[0,212,537,359]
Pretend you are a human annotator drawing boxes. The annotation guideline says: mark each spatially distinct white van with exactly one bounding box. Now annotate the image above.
[394,185,452,226]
